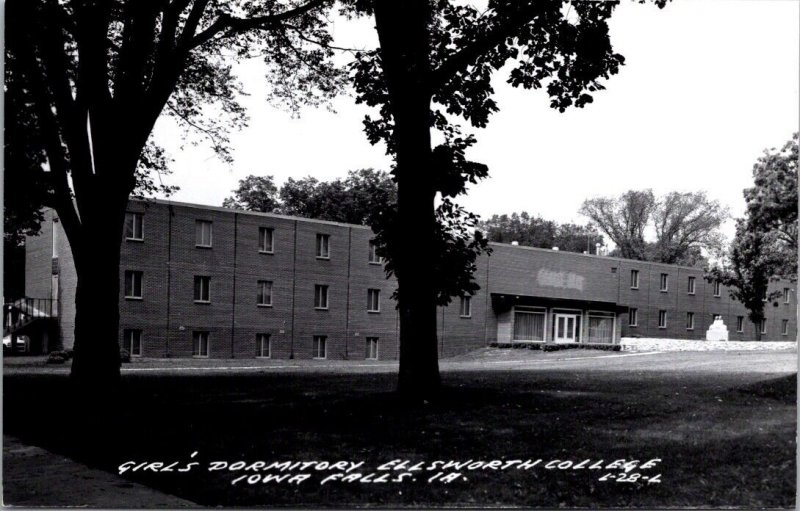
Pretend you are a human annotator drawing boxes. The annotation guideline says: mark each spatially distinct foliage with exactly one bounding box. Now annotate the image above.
[222,175,281,212]
[706,219,782,337]
[742,133,798,279]
[580,189,728,265]
[480,212,605,254]
[222,169,397,226]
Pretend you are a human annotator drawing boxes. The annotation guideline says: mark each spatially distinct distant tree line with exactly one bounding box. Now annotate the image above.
[222,169,396,226]
[480,212,605,255]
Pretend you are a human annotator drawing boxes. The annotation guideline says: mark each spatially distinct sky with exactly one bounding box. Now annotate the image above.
[152,0,800,243]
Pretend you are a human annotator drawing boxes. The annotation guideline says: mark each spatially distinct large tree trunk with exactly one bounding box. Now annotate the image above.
[67,193,129,394]
[374,0,441,401]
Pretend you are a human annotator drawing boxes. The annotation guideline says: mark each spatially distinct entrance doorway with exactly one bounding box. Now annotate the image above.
[554,314,579,343]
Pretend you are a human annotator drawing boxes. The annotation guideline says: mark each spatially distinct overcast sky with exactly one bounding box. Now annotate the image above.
[153,0,800,242]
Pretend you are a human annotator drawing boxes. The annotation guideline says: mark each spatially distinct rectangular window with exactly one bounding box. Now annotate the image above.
[123,329,142,357]
[257,280,273,306]
[365,337,379,360]
[195,220,213,247]
[316,233,330,259]
[257,333,271,358]
[193,331,209,357]
[686,312,695,330]
[759,319,767,335]
[313,335,327,359]
[713,280,721,297]
[314,284,329,309]
[259,227,274,253]
[460,296,472,318]
[736,316,744,333]
[658,310,667,329]
[124,212,143,241]
[628,308,638,327]
[367,288,380,312]
[194,276,210,303]
[630,270,639,289]
[687,276,696,295]
[368,240,383,264]
[784,288,790,304]
[124,271,143,299]
[782,319,789,336]
[660,273,669,292]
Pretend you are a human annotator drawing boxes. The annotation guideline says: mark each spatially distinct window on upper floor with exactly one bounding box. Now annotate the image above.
[316,233,330,259]
[314,284,329,309]
[195,220,213,247]
[194,276,211,303]
[367,288,380,313]
[368,240,383,264]
[782,319,789,336]
[630,270,639,289]
[660,273,669,292]
[759,319,767,335]
[257,280,273,306]
[713,280,721,297]
[783,288,791,304]
[686,312,695,330]
[124,271,143,299]
[125,212,144,241]
[259,227,274,253]
[736,316,744,333]
[687,276,696,295]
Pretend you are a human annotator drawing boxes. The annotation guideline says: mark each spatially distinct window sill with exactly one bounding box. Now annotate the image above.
[688,292,695,296]
[256,356,271,359]
[460,315,472,319]
[660,290,668,293]
[124,296,143,301]
[686,328,694,331]
[259,250,274,255]
[313,357,327,360]
[194,300,211,305]
[316,256,330,261]
[713,295,721,298]
[658,326,667,329]
[630,287,639,290]
[314,307,329,311]
[192,355,209,358]
[629,325,638,328]
[195,245,212,249]
[368,261,383,266]
[125,238,144,243]
[257,304,273,308]
[368,310,380,314]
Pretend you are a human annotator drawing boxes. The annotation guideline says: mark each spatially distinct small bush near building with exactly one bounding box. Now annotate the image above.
[120,349,131,363]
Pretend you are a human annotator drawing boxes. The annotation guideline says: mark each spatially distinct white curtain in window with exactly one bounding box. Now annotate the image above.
[588,317,613,343]
[514,312,544,341]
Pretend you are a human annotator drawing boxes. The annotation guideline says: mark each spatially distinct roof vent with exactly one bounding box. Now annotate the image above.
[511,241,519,246]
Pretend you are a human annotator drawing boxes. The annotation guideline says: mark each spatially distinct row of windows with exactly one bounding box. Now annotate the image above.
[125,271,474,316]
[125,213,384,263]
[627,308,790,335]
[122,329,381,360]
[629,269,793,303]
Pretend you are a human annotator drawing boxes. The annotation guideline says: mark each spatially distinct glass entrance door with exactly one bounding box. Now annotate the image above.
[554,314,578,343]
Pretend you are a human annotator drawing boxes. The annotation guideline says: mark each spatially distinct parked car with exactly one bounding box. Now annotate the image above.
[3,335,30,354]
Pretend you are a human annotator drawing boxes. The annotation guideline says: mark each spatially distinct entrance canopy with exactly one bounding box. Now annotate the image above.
[490,293,628,314]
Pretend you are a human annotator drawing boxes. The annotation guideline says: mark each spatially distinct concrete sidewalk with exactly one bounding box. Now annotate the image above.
[3,435,197,508]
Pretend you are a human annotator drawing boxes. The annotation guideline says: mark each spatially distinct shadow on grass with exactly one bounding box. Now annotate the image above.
[4,369,796,508]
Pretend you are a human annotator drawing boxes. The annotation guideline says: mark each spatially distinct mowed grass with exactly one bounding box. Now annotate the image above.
[3,359,796,508]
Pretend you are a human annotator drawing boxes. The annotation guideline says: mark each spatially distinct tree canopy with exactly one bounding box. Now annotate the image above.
[480,212,604,254]
[580,189,727,266]
[222,169,397,225]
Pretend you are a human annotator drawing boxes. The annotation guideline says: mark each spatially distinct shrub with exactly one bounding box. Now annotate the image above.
[119,348,131,363]
[46,351,69,364]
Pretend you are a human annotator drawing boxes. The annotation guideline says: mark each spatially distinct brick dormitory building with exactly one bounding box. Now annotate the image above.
[15,199,797,358]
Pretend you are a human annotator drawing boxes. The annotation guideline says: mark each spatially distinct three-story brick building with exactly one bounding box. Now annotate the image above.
[22,199,796,358]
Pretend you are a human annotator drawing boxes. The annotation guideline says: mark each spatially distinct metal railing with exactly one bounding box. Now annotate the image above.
[3,298,58,334]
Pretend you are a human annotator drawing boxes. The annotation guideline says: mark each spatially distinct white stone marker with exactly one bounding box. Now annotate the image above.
[706,317,729,341]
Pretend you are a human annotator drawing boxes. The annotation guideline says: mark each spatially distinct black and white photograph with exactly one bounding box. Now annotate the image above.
[2,0,798,507]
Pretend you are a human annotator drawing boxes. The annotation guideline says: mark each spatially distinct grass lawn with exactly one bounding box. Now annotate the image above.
[3,351,796,508]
